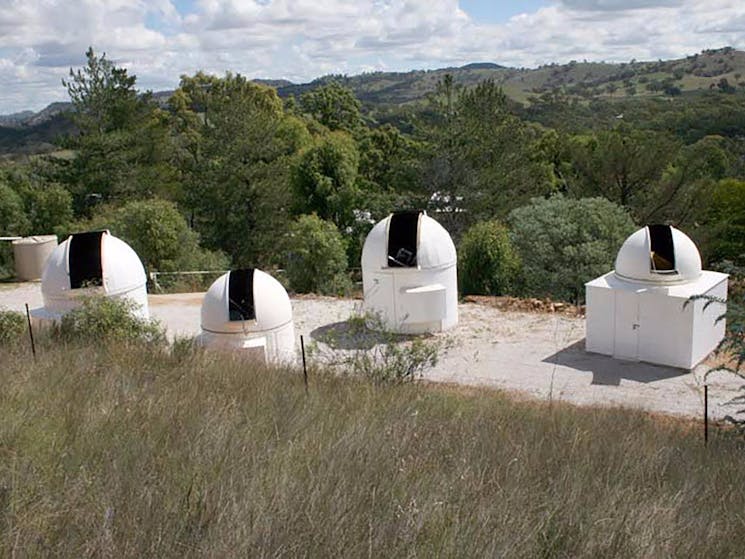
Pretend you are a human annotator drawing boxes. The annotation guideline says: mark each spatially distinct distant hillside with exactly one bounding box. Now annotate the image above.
[3,47,745,155]
[273,46,745,106]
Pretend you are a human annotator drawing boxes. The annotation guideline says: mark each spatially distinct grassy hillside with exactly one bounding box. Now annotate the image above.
[1,342,744,557]
[276,46,745,107]
[3,47,745,155]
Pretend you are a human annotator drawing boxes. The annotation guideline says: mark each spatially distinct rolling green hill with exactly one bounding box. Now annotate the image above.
[3,47,744,155]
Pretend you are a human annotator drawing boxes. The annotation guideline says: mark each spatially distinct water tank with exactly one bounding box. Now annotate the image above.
[12,235,58,281]
[198,268,296,364]
[361,210,458,334]
[33,230,149,321]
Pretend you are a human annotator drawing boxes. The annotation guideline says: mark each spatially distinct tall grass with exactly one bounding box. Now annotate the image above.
[1,342,745,557]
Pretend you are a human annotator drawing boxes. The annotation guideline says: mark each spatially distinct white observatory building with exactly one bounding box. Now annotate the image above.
[199,268,296,364]
[361,210,458,334]
[33,230,149,321]
[585,225,728,369]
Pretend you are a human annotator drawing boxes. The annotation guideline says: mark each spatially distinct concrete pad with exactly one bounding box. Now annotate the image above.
[1,283,740,421]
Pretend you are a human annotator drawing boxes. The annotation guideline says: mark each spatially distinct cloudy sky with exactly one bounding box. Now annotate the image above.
[1,0,744,113]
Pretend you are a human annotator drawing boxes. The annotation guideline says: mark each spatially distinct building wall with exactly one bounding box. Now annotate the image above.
[691,279,728,367]
[585,284,614,355]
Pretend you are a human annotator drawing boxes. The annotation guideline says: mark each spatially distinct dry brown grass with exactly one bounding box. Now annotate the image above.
[1,341,745,558]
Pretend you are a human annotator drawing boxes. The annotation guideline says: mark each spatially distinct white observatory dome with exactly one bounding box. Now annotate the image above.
[614,225,702,284]
[199,268,296,363]
[361,210,456,271]
[36,230,149,320]
[361,211,458,334]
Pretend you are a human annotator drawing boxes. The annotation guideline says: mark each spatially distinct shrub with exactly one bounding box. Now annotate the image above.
[22,183,74,234]
[458,220,522,295]
[311,311,440,385]
[285,214,350,294]
[0,182,30,236]
[509,195,635,302]
[704,179,745,266]
[112,199,228,273]
[59,296,166,346]
[0,309,26,346]
[65,199,229,275]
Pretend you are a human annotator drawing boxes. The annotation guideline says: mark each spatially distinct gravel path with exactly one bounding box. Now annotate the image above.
[1,283,739,421]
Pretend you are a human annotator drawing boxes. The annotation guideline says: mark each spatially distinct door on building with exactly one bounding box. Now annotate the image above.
[614,290,640,360]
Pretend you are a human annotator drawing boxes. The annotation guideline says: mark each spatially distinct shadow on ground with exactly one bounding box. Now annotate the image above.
[310,320,429,350]
[543,339,689,386]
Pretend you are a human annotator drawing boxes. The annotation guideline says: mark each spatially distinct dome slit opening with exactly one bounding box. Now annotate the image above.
[68,230,105,289]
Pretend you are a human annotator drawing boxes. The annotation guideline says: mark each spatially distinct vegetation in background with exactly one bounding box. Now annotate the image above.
[458,220,522,296]
[285,214,350,295]
[509,196,636,302]
[2,47,745,302]
[704,179,745,266]
[2,342,745,556]
[109,199,227,274]
[291,131,361,229]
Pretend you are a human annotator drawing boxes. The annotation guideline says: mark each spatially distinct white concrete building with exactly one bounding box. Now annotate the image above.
[33,230,149,321]
[585,225,728,369]
[361,210,458,334]
[198,268,296,364]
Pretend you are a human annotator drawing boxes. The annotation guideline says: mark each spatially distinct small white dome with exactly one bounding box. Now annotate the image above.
[40,231,148,315]
[201,269,292,334]
[615,225,702,284]
[361,211,456,271]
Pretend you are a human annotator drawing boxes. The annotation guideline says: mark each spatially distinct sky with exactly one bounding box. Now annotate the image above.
[1,0,745,113]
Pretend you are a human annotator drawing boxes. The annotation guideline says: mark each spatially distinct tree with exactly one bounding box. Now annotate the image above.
[63,47,140,135]
[299,81,363,133]
[702,179,745,266]
[419,78,554,236]
[566,127,679,217]
[509,196,636,302]
[63,48,178,209]
[171,72,311,267]
[285,214,350,294]
[458,220,521,296]
[291,132,360,229]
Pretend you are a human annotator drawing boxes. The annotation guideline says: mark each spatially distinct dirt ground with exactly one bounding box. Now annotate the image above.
[2,282,740,422]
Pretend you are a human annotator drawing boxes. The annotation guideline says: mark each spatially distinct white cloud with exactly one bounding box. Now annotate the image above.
[1,0,744,113]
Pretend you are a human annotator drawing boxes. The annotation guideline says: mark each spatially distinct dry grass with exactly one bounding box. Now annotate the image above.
[1,342,745,558]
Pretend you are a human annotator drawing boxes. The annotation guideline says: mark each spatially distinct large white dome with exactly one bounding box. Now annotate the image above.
[40,230,148,317]
[614,225,702,284]
[361,211,456,271]
[201,268,293,334]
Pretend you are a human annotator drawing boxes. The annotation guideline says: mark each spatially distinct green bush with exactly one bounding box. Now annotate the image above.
[113,199,228,273]
[509,195,635,302]
[286,214,350,295]
[310,311,440,385]
[0,309,26,346]
[0,182,30,236]
[23,183,74,234]
[65,199,229,274]
[704,179,745,266]
[458,220,522,295]
[59,296,166,346]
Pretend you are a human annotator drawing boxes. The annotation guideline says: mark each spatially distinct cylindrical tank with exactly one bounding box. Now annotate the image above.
[361,210,458,334]
[198,268,296,364]
[32,230,149,321]
[12,235,58,281]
